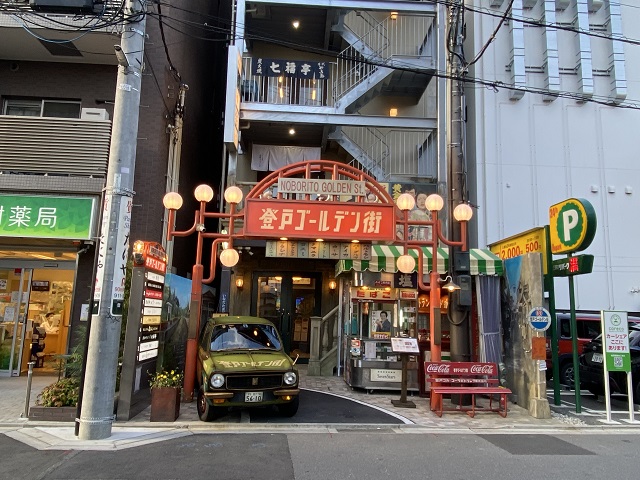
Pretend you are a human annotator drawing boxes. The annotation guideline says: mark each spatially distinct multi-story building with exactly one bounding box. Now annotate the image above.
[0,0,227,377]
[219,0,454,375]
[466,0,640,314]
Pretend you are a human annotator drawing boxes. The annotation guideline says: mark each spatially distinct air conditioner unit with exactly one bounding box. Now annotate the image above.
[29,0,95,14]
[81,108,109,121]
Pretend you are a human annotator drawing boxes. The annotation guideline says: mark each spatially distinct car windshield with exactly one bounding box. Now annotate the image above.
[210,323,282,351]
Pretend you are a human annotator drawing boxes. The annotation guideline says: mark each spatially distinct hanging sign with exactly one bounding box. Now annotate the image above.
[252,57,330,79]
[245,199,396,241]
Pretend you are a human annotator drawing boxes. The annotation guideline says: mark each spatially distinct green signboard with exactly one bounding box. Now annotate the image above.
[0,194,95,240]
[551,254,594,277]
[602,311,631,372]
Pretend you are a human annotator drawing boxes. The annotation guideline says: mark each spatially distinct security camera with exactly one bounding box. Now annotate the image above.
[114,44,129,68]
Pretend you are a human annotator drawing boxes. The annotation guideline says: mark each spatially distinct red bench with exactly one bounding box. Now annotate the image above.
[425,362,512,418]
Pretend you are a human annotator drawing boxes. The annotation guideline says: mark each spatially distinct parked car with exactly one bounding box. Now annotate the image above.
[546,313,640,385]
[196,315,300,421]
[578,324,640,403]
[546,313,602,385]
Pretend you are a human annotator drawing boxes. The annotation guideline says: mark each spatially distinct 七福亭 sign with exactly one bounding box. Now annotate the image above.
[602,310,631,372]
[251,58,330,80]
[528,307,552,331]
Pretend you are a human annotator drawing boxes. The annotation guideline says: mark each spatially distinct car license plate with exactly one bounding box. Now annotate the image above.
[592,353,603,363]
[245,392,263,402]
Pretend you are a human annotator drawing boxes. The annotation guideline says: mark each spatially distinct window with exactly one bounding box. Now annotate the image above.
[2,99,81,118]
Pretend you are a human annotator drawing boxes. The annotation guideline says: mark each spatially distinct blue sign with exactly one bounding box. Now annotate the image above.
[528,307,552,331]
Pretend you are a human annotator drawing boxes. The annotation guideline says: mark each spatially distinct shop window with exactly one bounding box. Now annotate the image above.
[3,98,81,118]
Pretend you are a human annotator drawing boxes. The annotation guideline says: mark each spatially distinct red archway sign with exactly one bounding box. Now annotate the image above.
[244,160,398,242]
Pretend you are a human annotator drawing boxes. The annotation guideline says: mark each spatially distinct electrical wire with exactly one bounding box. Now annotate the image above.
[467,0,515,68]
[154,1,181,82]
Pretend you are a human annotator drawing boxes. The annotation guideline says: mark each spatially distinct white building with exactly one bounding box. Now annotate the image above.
[467,0,640,313]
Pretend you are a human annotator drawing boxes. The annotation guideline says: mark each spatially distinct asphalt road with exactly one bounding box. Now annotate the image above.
[1,432,637,480]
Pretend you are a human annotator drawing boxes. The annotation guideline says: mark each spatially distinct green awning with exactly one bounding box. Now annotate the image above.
[469,248,503,275]
[335,245,449,276]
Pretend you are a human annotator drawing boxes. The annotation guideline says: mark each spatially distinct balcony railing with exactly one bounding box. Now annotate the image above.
[241,58,338,108]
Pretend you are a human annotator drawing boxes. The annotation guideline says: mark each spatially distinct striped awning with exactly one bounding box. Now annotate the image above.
[335,245,449,276]
[469,248,503,275]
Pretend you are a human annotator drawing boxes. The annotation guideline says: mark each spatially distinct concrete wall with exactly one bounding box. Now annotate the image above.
[467,1,640,313]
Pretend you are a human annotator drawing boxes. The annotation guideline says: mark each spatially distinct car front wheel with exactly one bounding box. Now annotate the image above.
[197,388,225,422]
[277,396,299,417]
[560,362,575,386]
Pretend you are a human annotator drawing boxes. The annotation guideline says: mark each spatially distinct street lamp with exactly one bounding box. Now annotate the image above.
[163,184,243,401]
[395,193,471,364]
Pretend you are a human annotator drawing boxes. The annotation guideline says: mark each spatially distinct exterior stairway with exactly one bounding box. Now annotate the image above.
[332,10,435,114]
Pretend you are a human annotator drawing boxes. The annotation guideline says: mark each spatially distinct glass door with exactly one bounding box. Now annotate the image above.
[253,273,322,361]
[0,268,33,376]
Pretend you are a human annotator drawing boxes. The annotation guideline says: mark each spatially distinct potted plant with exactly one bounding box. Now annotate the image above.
[149,369,183,422]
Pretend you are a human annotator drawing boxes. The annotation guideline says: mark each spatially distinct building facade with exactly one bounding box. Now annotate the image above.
[0,0,226,376]
[466,0,640,314]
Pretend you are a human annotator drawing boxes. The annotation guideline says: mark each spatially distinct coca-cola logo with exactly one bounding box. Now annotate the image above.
[470,364,495,374]
[425,363,450,374]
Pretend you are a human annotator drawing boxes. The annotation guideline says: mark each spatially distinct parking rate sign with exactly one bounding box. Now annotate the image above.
[602,311,631,372]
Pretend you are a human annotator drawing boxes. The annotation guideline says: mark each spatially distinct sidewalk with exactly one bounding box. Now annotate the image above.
[1,366,638,451]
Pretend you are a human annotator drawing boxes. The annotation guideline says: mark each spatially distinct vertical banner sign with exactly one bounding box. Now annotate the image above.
[602,310,631,372]
[93,195,111,314]
[111,198,133,315]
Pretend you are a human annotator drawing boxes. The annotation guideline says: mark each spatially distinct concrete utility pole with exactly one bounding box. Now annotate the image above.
[446,1,471,368]
[78,0,146,440]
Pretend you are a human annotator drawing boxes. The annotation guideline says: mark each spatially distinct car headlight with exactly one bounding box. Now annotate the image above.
[211,373,225,388]
[284,371,297,385]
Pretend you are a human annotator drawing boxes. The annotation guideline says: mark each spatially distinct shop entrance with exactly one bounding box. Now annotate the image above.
[0,259,75,376]
[252,272,322,362]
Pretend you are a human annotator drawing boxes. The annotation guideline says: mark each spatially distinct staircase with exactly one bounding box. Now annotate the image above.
[328,126,388,180]
[308,306,339,377]
[332,10,435,113]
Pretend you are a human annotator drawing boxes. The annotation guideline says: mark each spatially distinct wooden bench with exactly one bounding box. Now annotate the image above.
[425,362,512,418]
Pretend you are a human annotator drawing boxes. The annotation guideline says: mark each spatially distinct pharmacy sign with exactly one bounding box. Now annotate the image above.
[0,194,95,240]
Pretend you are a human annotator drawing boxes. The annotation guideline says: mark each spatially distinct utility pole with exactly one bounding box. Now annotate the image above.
[163,84,189,270]
[446,1,471,371]
[78,0,146,440]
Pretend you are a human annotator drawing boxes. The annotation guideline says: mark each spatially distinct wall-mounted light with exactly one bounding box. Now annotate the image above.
[289,127,296,135]
[390,11,398,20]
[440,275,460,292]
[389,108,398,117]
[292,20,300,29]
[235,278,244,289]
[329,280,337,292]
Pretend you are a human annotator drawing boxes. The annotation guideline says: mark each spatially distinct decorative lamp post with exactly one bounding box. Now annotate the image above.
[395,193,472,364]
[163,184,243,401]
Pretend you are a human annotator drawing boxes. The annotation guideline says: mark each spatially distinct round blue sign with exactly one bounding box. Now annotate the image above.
[528,307,552,331]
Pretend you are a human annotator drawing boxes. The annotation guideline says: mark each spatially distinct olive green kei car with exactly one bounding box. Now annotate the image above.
[196,316,300,421]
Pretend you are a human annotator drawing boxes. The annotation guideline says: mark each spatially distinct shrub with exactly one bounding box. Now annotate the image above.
[36,377,80,407]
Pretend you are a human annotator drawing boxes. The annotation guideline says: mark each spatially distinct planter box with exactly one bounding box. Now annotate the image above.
[150,387,181,422]
[29,406,77,422]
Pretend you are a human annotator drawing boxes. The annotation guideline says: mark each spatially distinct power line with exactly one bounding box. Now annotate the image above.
[144,9,640,110]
